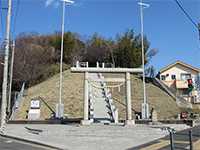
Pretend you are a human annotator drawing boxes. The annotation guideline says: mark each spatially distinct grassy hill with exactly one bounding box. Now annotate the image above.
[15,70,181,120]
[16,70,84,119]
[109,74,181,120]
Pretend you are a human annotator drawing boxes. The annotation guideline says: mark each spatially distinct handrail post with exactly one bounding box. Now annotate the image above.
[170,130,175,150]
[189,129,193,150]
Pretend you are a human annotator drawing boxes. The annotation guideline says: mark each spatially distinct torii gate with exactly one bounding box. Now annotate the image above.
[71,62,143,126]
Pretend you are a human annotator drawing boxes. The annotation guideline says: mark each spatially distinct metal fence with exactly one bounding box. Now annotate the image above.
[168,128,200,150]
[9,82,25,120]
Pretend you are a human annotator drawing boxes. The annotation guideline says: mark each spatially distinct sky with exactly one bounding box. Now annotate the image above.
[0,0,200,72]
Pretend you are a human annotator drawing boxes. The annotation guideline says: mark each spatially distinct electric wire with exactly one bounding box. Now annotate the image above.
[173,0,199,30]
[12,0,20,38]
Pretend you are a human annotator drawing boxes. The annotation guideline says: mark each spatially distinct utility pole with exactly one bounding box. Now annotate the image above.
[138,0,150,119]
[56,0,74,118]
[8,40,15,115]
[0,0,12,132]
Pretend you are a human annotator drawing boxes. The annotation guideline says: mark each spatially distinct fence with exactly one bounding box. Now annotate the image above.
[168,128,200,150]
[9,82,25,120]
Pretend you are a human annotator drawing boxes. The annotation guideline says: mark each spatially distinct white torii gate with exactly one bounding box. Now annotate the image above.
[71,62,143,126]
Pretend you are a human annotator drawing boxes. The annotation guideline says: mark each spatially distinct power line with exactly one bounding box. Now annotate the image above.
[173,0,199,30]
[12,0,20,38]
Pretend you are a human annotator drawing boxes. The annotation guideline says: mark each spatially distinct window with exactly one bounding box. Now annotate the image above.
[181,73,191,80]
[171,75,176,80]
[161,75,166,80]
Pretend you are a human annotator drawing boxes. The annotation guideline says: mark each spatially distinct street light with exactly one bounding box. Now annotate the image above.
[56,0,74,118]
[138,0,150,119]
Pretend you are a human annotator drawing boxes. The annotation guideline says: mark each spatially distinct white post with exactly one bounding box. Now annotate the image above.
[86,62,89,68]
[102,63,105,68]
[56,0,66,119]
[114,109,119,124]
[1,0,12,132]
[76,61,79,67]
[81,72,91,125]
[96,62,99,68]
[125,72,134,126]
[139,0,149,120]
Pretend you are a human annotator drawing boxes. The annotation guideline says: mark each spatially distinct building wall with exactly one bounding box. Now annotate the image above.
[160,64,198,82]
[160,64,199,102]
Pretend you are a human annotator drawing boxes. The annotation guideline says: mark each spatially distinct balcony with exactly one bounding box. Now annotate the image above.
[176,80,188,89]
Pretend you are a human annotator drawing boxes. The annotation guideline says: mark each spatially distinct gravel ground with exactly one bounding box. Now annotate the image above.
[5,123,190,150]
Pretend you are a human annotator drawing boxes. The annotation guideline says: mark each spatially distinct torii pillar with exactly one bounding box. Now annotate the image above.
[81,71,91,125]
[71,64,142,126]
[125,72,135,126]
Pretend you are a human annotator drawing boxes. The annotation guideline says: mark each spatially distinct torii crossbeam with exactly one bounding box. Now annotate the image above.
[71,62,143,126]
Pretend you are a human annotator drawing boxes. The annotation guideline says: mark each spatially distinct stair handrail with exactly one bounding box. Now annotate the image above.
[9,82,25,120]
[153,78,192,108]
[98,73,118,123]
[88,85,94,122]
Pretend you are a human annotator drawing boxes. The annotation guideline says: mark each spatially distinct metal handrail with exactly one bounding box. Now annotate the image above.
[98,73,118,123]
[10,82,25,120]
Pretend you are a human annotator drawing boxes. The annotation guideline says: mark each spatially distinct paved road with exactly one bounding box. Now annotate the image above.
[130,126,200,150]
[0,136,54,150]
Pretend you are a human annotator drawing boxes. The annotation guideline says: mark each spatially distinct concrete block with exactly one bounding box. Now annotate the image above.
[56,103,64,118]
[81,120,91,125]
[28,109,40,120]
[125,120,135,126]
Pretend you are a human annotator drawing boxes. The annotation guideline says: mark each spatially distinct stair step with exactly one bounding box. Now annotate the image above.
[88,73,118,123]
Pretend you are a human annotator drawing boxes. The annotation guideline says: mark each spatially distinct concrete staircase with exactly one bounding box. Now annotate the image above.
[153,78,192,109]
[88,73,118,123]
[99,74,118,123]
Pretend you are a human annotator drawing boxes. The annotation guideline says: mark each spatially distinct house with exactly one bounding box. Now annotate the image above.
[159,61,200,103]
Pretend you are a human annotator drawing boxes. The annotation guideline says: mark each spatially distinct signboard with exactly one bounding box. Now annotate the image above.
[30,100,40,109]
[28,109,40,120]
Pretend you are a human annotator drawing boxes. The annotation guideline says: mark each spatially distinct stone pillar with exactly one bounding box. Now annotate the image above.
[102,63,105,68]
[76,61,79,67]
[125,72,135,126]
[96,62,99,68]
[86,62,89,68]
[151,108,158,123]
[81,72,91,125]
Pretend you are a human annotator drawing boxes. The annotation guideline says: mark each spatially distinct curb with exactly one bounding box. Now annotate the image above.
[0,134,64,150]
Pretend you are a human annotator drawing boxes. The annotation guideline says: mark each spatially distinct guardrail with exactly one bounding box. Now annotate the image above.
[9,82,25,120]
[88,86,94,123]
[98,73,118,123]
[153,78,192,109]
[168,129,194,150]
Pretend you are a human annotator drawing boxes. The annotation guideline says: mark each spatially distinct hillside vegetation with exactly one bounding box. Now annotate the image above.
[16,71,180,120]
[0,29,156,91]
[111,75,181,120]
[16,70,84,119]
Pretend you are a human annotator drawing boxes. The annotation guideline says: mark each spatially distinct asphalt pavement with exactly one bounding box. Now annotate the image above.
[0,136,54,150]
[130,126,200,150]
